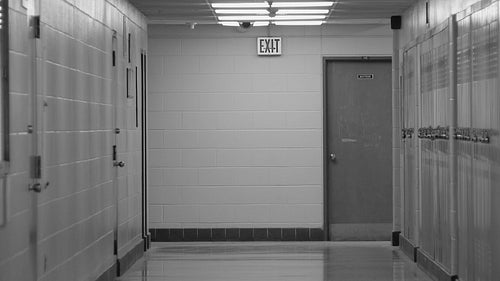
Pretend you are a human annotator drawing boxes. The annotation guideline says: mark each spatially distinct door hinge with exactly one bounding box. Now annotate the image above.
[31,155,42,179]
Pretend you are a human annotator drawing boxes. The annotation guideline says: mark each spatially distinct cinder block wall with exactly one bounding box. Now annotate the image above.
[0,1,147,280]
[148,24,392,232]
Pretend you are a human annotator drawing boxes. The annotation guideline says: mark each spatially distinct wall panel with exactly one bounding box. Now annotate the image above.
[399,0,500,280]
[402,46,418,243]
[0,1,147,281]
[148,24,392,229]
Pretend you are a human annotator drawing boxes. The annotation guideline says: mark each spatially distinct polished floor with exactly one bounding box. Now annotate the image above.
[117,242,433,281]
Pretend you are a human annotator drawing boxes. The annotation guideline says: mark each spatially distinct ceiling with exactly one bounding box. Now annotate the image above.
[129,0,418,25]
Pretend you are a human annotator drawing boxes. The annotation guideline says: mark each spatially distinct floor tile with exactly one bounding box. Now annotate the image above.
[116,242,434,281]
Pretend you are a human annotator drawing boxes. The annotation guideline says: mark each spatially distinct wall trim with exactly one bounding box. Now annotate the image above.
[117,240,145,277]
[399,234,418,262]
[95,263,117,281]
[143,233,151,251]
[392,231,401,246]
[150,228,324,242]
[416,249,458,281]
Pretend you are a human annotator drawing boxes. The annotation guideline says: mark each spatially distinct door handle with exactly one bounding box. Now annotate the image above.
[114,161,125,168]
[29,182,50,193]
[29,183,42,193]
[330,153,337,162]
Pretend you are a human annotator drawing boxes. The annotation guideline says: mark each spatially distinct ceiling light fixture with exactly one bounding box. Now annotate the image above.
[253,21,270,26]
[211,2,269,8]
[274,15,327,20]
[213,1,334,26]
[274,20,325,25]
[219,21,270,27]
[218,15,326,21]
[218,15,271,21]
[272,2,334,8]
[220,22,241,26]
[215,9,269,14]
[276,9,330,14]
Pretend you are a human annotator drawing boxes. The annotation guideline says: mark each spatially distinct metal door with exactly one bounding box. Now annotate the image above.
[111,30,127,258]
[27,1,41,280]
[326,59,392,241]
[140,51,150,249]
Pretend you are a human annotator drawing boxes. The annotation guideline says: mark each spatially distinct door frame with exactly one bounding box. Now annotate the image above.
[322,56,392,241]
[140,50,150,249]
[111,30,120,258]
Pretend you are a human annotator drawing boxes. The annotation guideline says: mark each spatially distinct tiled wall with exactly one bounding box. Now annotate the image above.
[0,1,147,281]
[148,24,392,229]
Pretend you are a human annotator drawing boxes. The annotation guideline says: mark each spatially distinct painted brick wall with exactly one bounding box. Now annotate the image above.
[148,24,392,229]
[0,1,147,281]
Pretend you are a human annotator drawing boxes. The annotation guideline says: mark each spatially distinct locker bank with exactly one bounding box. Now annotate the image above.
[0,0,498,280]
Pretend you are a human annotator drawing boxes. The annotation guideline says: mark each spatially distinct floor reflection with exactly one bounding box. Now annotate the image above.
[117,242,433,281]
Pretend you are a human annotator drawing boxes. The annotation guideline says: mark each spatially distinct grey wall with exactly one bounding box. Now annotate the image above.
[147,24,392,229]
[0,1,147,280]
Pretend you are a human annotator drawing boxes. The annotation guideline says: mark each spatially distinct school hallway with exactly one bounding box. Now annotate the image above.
[1,0,500,281]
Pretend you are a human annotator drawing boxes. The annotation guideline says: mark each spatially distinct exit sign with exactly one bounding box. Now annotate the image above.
[257,37,282,56]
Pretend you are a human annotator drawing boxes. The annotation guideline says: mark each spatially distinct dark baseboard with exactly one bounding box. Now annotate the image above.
[143,233,151,251]
[399,234,418,262]
[117,240,145,277]
[150,228,324,242]
[95,263,117,281]
[392,231,401,246]
[416,249,458,281]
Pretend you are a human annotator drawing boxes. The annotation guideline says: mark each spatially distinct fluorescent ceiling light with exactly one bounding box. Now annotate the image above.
[253,21,270,26]
[218,15,271,21]
[215,9,269,14]
[276,9,329,14]
[274,20,325,25]
[272,2,334,7]
[219,22,241,26]
[219,15,326,21]
[219,21,269,26]
[274,15,326,20]
[212,2,268,8]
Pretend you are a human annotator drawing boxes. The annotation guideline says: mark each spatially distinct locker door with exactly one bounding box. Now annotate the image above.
[402,47,419,244]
